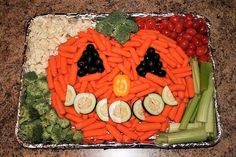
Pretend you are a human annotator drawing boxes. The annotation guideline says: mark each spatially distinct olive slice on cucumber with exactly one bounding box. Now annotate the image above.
[64,85,76,106]
[74,93,96,114]
[109,100,131,123]
[162,86,178,106]
[143,93,164,115]
[132,99,145,121]
[96,98,109,122]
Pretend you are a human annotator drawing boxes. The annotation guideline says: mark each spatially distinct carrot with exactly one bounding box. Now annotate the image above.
[80,81,88,92]
[64,37,77,46]
[122,121,132,128]
[73,44,86,62]
[101,50,121,57]
[175,71,192,78]
[173,101,186,123]
[100,53,111,73]
[129,83,150,94]
[83,128,107,138]
[124,41,141,47]
[65,113,83,123]
[49,56,57,77]
[144,115,166,123]
[82,122,106,131]
[140,34,158,40]
[94,86,109,98]
[60,56,67,74]
[123,135,132,143]
[160,121,169,132]
[161,105,172,117]
[159,53,176,68]
[172,66,192,74]
[139,130,157,141]
[186,76,195,97]
[152,40,168,48]
[108,119,117,127]
[168,42,177,48]
[126,47,140,65]
[166,68,179,84]
[124,59,131,71]
[151,43,169,54]
[68,64,77,85]
[55,55,61,69]
[136,87,156,98]
[53,92,65,115]
[117,124,138,140]
[107,67,120,81]
[137,38,152,57]
[94,134,114,141]
[168,105,179,120]
[96,81,111,90]
[64,107,81,117]
[54,80,65,101]
[120,94,136,102]
[75,118,97,129]
[107,57,123,63]
[59,51,75,59]
[106,124,122,142]
[105,37,112,52]
[136,123,161,131]
[47,68,54,90]
[99,34,107,48]
[139,77,163,94]
[176,47,188,60]
[131,119,139,129]
[178,91,185,99]
[82,114,88,120]
[169,48,184,64]
[118,64,131,78]
[146,73,167,87]
[79,73,102,82]
[91,32,106,51]
[158,34,176,45]
[112,47,131,57]
[169,84,186,91]
[101,88,113,99]
[130,60,139,81]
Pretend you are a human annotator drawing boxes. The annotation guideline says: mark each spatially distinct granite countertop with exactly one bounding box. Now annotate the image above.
[0,0,235,156]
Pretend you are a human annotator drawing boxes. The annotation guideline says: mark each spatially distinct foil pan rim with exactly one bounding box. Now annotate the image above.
[15,12,222,149]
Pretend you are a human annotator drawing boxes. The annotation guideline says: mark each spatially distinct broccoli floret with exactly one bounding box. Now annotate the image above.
[19,120,43,144]
[60,127,73,143]
[44,109,58,125]
[50,124,63,144]
[107,11,127,26]
[57,118,70,128]
[42,128,51,143]
[19,105,40,124]
[73,131,83,143]
[112,24,130,44]
[96,21,113,35]
[36,79,49,93]
[34,102,50,115]
[124,19,138,33]
[24,71,38,81]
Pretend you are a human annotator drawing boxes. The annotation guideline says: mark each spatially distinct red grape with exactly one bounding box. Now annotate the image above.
[175,22,184,33]
[185,14,194,21]
[186,48,195,57]
[170,15,181,24]
[186,28,197,36]
[178,39,189,50]
[192,37,202,46]
[201,36,208,44]
[184,20,193,28]
[188,42,196,50]
[183,33,192,40]
[167,22,175,31]
[196,46,208,56]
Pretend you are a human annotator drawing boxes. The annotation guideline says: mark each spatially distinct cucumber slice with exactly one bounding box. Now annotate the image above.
[132,99,145,121]
[109,100,131,123]
[74,93,96,114]
[64,85,76,106]
[96,98,109,122]
[162,86,178,106]
[143,93,164,115]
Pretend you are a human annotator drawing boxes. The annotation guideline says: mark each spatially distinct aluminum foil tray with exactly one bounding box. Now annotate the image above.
[15,13,222,149]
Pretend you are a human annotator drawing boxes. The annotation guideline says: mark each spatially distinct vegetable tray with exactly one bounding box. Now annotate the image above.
[15,13,222,149]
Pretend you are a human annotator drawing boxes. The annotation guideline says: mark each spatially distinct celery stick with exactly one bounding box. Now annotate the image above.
[180,95,201,130]
[190,58,200,94]
[196,74,214,122]
[205,99,214,133]
[168,122,202,133]
[155,134,168,144]
[167,127,208,144]
[189,102,199,122]
[200,62,212,92]
[209,106,217,140]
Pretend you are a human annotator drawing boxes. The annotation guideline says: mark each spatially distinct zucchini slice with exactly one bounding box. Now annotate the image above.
[74,93,96,114]
[64,85,76,106]
[96,98,109,122]
[132,99,145,121]
[162,86,178,106]
[109,100,131,123]
[143,93,164,115]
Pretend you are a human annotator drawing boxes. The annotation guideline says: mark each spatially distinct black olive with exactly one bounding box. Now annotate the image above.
[155,69,166,77]
[77,69,87,77]
[87,55,93,64]
[92,50,99,58]
[144,54,151,61]
[88,66,98,74]
[153,53,160,61]
[140,61,147,68]
[86,44,95,50]
[97,65,105,73]
[77,60,87,68]
[82,50,91,58]
[147,60,155,71]
[94,58,103,66]
[147,47,155,55]
[136,65,146,77]
[156,62,163,69]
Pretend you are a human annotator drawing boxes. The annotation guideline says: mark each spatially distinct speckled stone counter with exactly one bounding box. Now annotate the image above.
[0,0,235,156]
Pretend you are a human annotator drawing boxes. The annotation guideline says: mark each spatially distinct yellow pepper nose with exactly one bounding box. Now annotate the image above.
[113,74,130,97]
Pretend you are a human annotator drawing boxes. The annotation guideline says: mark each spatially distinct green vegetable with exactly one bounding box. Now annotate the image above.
[43,109,58,125]
[199,62,212,92]
[190,58,200,94]
[19,104,40,124]
[95,11,138,44]
[73,131,83,143]
[24,71,38,82]
[196,73,214,122]
[179,95,201,130]
[189,101,200,123]
[34,102,50,115]
[156,134,168,144]
[167,122,202,133]
[57,118,70,128]
[205,99,214,133]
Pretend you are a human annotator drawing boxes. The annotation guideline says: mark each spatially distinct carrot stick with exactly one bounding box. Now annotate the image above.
[129,83,150,94]
[159,53,176,68]
[96,81,112,89]
[174,101,187,123]
[101,88,113,99]
[82,122,106,131]
[172,66,192,74]
[105,37,112,52]
[124,59,131,71]
[123,135,132,143]
[137,38,152,57]
[131,119,139,129]
[136,87,156,98]
[107,57,123,63]
[54,93,65,115]
[169,84,186,91]
[139,77,163,94]
[123,41,141,47]
[58,75,67,92]
[65,106,82,117]
[178,91,185,99]
[118,64,131,78]
[169,48,184,64]
[94,86,109,98]
[136,123,161,131]
[79,73,102,82]
[152,40,168,48]
[106,124,122,142]
[139,130,157,141]
[130,60,139,81]
[74,82,81,92]
[122,121,132,128]
[49,56,57,77]
[83,128,107,138]
[146,73,167,87]
[101,50,121,57]
[65,113,83,123]
[140,34,158,40]
[168,105,179,120]
[94,134,114,141]
[75,118,97,129]
[120,94,136,102]
[161,105,172,117]
[59,45,77,53]
[160,121,169,132]
[68,63,78,85]
[80,81,88,92]
[100,53,111,73]
[64,37,77,46]
[107,119,117,127]
[165,68,179,84]
[107,67,120,81]
[117,124,138,140]
[91,32,106,51]
[176,47,188,60]
[54,79,65,101]
[73,44,86,62]
[112,47,131,57]
[186,76,195,98]
[175,71,192,78]
[47,68,54,90]
[60,56,67,74]
[144,115,166,123]
[59,51,75,59]
[158,34,176,45]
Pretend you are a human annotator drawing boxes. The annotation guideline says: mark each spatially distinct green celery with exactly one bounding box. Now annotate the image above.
[168,122,202,133]
[190,58,200,94]
[155,134,168,144]
[200,62,212,92]
[179,95,201,130]
[205,99,214,133]
[189,102,200,123]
